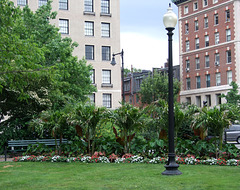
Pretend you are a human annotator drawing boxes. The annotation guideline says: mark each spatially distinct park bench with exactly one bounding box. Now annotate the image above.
[4,139,68,161]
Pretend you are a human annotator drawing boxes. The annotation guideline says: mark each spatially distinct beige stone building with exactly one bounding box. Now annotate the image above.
[12,0,121,109]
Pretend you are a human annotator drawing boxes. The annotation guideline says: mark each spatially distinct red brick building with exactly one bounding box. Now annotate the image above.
[172,0,240,107]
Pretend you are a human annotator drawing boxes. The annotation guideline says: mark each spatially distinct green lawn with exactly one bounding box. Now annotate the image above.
[0,162,239,190]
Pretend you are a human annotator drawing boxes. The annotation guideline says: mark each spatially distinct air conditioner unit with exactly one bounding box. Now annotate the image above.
[215,61,220,66]
[186,68,190,72]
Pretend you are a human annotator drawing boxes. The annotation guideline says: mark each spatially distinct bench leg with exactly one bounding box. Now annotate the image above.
[5,146,7,161]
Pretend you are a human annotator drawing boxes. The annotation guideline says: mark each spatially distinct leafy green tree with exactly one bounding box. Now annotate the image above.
[139,71,180,104]
[221,81,240,105]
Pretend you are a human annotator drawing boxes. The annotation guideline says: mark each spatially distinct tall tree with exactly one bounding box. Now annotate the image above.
[139,71,180,104]
[221,81,240,105]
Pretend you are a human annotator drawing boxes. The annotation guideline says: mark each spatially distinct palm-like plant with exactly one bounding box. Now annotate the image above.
[108,103,149,153]
[193,104,231,157]
[68,103,106,155]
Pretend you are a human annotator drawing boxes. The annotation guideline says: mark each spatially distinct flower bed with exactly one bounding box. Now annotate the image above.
[12,153,240,166]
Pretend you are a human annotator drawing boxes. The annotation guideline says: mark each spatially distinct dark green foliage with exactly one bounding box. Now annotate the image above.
[221,81,240,105]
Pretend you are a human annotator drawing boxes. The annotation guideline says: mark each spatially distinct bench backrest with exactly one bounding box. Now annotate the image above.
[8,139,68,147]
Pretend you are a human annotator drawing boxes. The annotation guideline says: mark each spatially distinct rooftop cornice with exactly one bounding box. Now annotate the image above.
[171,0,190,5]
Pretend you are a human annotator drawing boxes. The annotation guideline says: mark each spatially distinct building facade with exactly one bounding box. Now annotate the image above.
[172,0,240,107]
[12,0,121,109]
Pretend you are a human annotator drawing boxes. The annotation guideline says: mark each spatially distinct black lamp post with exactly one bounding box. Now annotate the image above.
[110,49,125,103]
[162,3,182,175]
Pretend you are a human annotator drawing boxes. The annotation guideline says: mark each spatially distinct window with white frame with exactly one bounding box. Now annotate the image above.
[186,60,190,71]
[102,70,111,84]
[195,58,200,70]
[195,38,200,49]
[194,20,199,31]
[90,69,95,84]
[101,0,110,14]
[124,81,130,92]
[215,32,219,44]
[205,55,210,68]
[214,14,219,25]
[85,21,94,36]
[193,2,198,10]
[196,76,201,89]
[216,73,221,86]
[203,0,208,7]
[84,0,93,12]
[85,45,94,60]
[204,17,208,28]
[226,10,230,22]
[39,0,47,7]
[59,0,68,10]
[205,35,209,47]
[136,77,143,90]
[206,74,210,87]
[185,23,189,34]
[186,78,191,90]
[102,46,111,61]
[227,70,232,84]
[186,41,190,52]
[226,50,231,63]
[17,0,27,6]
[59,19,69,34]
[103,94,112,108]
[101,23,110,37]
[226,29,231,42]
[184,6,189,14]
[215,53,220,65]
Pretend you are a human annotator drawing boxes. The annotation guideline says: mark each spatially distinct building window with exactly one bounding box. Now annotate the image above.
[196,96,201,107]
[124,81,130,92]
[213,0,218,4]
[39,0,47,7]
[90,69,95,84]
[203,0,208,7]
[216,93,221,105]
[84,0,93,12]
[226,29,231,42]
[195,58,200,70]
[186,78,191,90]
[101,0,110,14]
[136,77,143,90]
[204,17,208,28]
[215,32,219,44]
[103,94,112,108]
[193,2,198,10]
[226,50,231,63]
[101,23,110,37]
[59,0,68,10]
[196,76,201,89]
[17,0,27,6]
[206,74,210,87]
[227,70,232,84]
[206,95,211,106]
[85,21,94,36]
[226,10,230,22]
[89,93,95,104]
[186,97,191,104]
[102,46,111,61]
[186,60,190,72]
[216,72,221,86]
[186,41,190,52]
[205,55,209,68]
[85,45,94,60]
[215,53,220,66]
[102,70,111,84]
[59,19,69,34]
[214,14,219,25]
[194,20,199,31]
[205,35,209,47]
[185,23,189,34]
[184,6,189,14]
[195,38,199,49]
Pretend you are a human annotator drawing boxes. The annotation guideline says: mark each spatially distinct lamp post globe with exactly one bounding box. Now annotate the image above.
[162,3,182,176]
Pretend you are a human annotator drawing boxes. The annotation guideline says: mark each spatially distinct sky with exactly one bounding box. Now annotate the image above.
[120,0,179,71]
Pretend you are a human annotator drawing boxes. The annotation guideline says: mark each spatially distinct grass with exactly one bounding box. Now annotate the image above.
[0,162,240,190]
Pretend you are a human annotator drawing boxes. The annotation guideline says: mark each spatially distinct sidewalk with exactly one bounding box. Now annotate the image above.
[0,156,13,162]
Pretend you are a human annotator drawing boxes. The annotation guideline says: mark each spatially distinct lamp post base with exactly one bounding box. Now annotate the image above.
[162,154,182,175]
